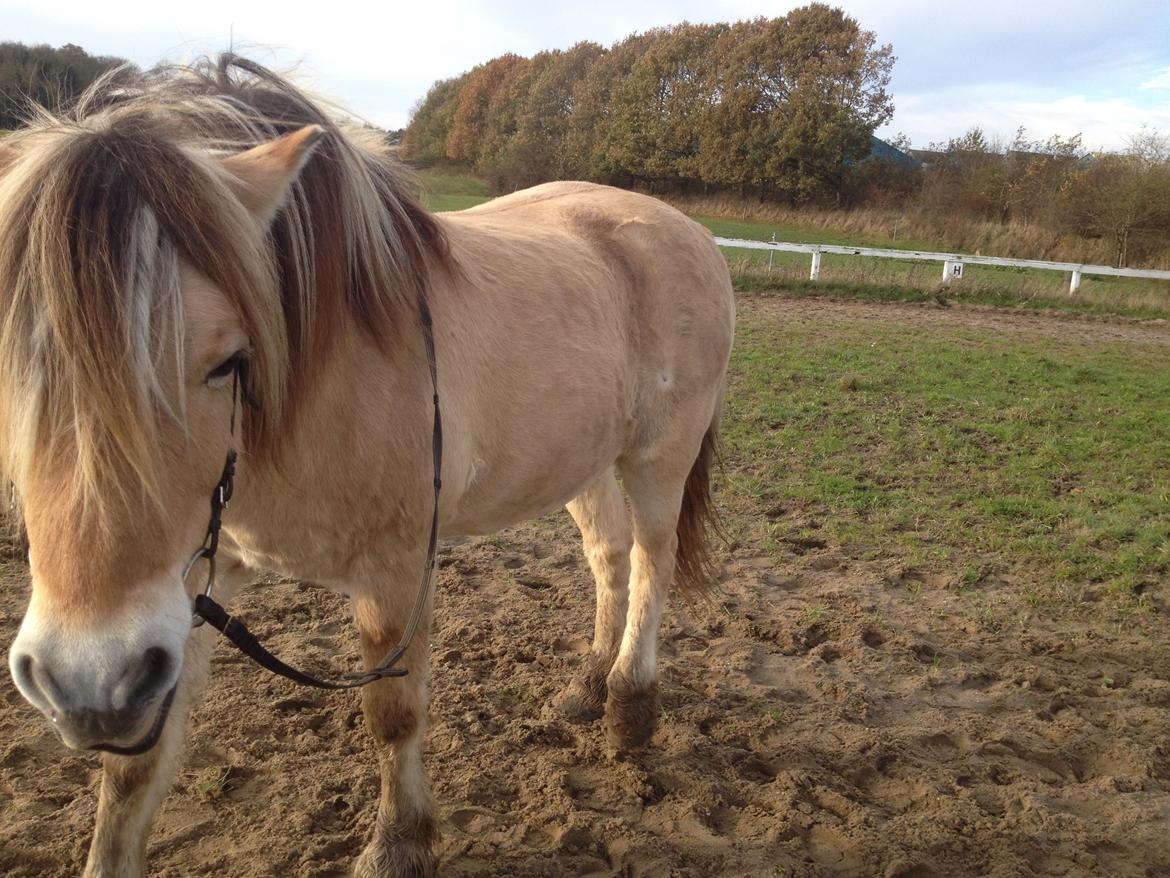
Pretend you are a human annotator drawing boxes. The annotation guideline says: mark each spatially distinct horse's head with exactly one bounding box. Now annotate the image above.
[0,121,322,751]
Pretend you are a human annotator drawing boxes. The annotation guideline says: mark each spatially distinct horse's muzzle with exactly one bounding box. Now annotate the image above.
[10,642,178,751]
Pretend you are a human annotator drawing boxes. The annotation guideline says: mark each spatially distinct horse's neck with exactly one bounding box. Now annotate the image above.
[228,325,436,577]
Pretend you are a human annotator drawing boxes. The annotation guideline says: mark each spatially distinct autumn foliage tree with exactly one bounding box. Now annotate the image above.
[498,42,606,189]
[562,33,656,181]
[402,4,895,204]
[599,24,728,188]
[446,54,530,165]
[700,8,894,202]
[401,73,470,163]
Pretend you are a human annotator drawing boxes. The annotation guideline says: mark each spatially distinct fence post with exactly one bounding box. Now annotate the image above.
[810,248,821,281]
[1070,269,1082,295]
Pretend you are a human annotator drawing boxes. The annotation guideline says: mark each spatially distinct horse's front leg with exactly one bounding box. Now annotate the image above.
[352,583,436,878]
[82,620,217,878]
[82,555,251,878]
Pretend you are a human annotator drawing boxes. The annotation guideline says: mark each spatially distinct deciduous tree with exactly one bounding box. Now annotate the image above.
[401,73,469,163]
[0,41,131,129]
[600,24,727,188]
[447,54,528,165]
[700,6,895,203]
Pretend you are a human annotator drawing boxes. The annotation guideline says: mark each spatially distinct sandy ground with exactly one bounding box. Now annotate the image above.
[2,297,1170,878]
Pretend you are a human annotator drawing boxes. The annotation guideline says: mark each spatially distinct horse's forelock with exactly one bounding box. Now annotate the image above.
[0,55,451,525]
[0,118,283,521]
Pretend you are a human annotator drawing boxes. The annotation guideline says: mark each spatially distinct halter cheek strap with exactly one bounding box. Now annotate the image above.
[186,298,442,689]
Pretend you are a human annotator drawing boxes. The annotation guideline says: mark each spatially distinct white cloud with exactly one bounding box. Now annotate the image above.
[1141,67,1170,90]
[882,90,1170,152]
[4,0,1170,136]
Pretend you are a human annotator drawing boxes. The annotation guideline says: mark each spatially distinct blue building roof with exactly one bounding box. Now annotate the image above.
[865,136,924,169]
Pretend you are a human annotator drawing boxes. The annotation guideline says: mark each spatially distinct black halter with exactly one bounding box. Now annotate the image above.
[188,298,443,688]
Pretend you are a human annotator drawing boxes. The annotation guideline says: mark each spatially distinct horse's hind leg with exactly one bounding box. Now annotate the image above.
[352,582,437,878]
[607,419,712,750]
[556,468,632,721]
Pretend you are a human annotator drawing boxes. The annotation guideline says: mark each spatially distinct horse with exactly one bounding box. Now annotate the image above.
[0,56,734,877]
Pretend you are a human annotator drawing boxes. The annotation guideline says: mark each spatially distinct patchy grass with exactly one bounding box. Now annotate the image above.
[424,192,491,212]
[696,215,893,249]
[414,165,491,212]
[188,766,234,802]
[722,298,1170,601]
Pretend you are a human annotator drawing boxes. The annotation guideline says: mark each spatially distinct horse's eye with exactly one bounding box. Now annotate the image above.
[205,352,243,385]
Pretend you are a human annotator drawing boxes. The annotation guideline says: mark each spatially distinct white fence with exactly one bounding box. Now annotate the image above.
[714,236,1170,294]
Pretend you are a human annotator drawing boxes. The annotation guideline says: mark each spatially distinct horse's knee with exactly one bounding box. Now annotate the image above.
[584,537,632,580]
[361,684,421,748]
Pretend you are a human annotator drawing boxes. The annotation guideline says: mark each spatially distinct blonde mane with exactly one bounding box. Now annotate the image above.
[0,55,449,515]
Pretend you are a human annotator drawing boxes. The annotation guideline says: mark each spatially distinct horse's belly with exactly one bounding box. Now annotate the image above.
[444,410,626,536]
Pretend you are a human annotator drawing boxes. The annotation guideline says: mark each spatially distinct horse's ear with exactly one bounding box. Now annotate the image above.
[221,125,325,225]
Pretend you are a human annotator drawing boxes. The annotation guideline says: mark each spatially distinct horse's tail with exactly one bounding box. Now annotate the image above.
[674,414,724,600]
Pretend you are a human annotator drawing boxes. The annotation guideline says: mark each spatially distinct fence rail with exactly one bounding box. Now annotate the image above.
[714,236,1170,294]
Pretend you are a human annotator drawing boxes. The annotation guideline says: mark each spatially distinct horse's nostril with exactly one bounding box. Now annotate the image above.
[125,647,172,710]
[11,651,66,714]
[12,652,35,694]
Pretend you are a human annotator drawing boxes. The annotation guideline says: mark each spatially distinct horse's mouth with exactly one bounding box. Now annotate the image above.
[81,685,179,757]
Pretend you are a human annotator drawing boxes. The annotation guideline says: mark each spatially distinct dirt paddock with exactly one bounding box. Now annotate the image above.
[2,297,1169,877]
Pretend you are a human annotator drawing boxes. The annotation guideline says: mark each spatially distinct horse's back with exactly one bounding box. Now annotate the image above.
[448,181,733,347]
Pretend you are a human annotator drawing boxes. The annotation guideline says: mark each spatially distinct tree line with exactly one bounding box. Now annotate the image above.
[404,4,1170,267]
[5,33,1166,267]
[0,42,132,130]
[897,128,1170,268]
[404,5,895,205]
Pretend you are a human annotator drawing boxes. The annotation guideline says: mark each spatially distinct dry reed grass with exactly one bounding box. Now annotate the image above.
[666,195,1170,271]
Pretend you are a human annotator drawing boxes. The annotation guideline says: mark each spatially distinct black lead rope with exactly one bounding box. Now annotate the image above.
[189,299,443,689]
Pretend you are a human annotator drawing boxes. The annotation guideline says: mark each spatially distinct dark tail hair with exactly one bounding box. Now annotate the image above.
[674,422,723,599]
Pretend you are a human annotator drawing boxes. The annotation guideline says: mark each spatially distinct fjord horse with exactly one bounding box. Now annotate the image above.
[0,57,733,877]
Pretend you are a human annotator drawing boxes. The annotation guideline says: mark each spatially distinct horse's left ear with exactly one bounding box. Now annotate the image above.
[221,125,325,225]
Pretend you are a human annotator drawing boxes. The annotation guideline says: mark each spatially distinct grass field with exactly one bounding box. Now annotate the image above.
[414,166,1170,318]
[724,297,1170,608]
[416,166,491,213]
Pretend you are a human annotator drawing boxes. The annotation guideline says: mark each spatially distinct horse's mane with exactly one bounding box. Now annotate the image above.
[0,55,449,517]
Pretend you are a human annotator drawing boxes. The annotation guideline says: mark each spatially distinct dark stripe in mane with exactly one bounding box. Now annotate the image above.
[188,56,451,360]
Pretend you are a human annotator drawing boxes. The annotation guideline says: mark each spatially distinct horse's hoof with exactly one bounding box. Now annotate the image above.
[353,830,437,878]
[604,672,658,750]
[554,661,608,722]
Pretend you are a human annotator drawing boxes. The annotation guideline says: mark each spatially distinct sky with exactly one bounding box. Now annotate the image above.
[4,0,1170,151]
